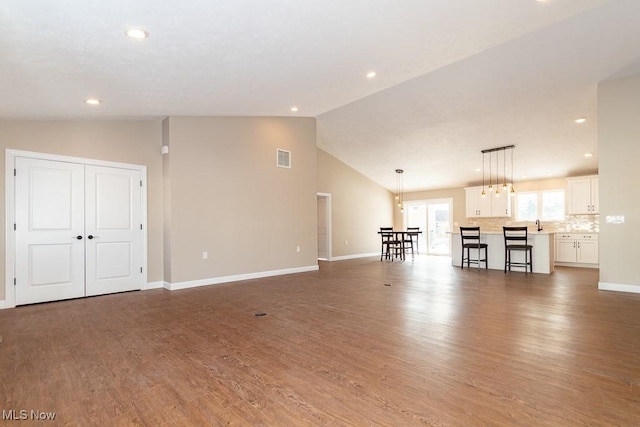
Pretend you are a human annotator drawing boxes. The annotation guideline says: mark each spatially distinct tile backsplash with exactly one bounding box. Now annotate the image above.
[465,215,599,233]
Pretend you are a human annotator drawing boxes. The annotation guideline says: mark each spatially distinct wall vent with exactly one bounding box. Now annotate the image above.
[277,149,291,168]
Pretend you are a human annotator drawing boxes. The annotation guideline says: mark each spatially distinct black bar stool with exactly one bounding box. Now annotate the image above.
[460,227,488,269]
[379,227,401,261]
[503,226,533,274]
[407,227,420,254]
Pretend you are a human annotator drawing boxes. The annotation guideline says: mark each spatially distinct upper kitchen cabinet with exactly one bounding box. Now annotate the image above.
[465,187,491,217]
[567,176,598,214]
[465,186,511,218]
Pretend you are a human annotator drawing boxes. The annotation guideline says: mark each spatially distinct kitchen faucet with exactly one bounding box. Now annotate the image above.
[535,219,543,231]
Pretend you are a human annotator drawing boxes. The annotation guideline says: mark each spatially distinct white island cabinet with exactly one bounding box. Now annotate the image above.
[555,233,598,267]
[451,230,554,274]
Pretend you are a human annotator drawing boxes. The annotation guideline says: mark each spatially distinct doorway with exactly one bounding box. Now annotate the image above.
[317,193,331,260]
[405,198,453,255]
[6,150,147,307]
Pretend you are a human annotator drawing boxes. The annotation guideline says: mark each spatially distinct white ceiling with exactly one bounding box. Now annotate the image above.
[2,0,639,191]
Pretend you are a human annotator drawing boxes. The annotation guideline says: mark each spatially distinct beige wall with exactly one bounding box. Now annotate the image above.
[0,120,164,301]
[598,71,640,288]
[164,117,317,283]
[317,149,393,258]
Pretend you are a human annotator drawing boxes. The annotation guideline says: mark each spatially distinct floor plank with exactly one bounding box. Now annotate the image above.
[1,256,639,425]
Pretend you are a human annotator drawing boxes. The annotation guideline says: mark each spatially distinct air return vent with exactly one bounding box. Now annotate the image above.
[277,149,291,168]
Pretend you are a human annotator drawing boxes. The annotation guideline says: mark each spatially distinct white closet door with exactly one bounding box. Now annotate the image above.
[84,165,143,296]
[15,157,86,305]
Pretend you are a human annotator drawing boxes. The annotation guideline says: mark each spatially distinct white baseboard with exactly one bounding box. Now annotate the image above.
[0,299,11,310]
[144,281,165,290]
[598,282,640,294]
[166,265,319,291]
[330,252,379,261]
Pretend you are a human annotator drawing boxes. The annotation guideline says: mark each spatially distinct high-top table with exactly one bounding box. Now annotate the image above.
[378,230,422,261]
[449,230,554,273]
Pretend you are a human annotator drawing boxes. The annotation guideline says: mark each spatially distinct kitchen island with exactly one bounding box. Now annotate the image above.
[450,230,555,274]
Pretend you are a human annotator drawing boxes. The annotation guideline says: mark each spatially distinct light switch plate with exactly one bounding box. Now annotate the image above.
[605,215,624,224]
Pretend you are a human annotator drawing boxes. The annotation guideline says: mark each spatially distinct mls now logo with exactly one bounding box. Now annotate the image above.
[2,410,56,421]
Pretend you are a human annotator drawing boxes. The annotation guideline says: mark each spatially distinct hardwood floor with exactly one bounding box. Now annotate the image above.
[1,256,640,426]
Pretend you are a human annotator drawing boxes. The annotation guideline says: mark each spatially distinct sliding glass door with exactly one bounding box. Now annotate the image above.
[405,199,452,255]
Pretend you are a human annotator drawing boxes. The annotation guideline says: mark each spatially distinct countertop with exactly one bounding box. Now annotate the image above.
[449,230,555,235]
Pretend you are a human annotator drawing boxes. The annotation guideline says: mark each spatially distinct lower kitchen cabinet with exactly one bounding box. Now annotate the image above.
[555,233,598,266]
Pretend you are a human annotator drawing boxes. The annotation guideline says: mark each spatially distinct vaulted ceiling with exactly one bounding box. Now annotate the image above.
[2,0,639,191]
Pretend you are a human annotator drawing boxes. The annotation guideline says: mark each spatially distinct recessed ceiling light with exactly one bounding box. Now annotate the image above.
[584,152,594,158]
[290,106,298,113]
[366,71,377,78]
[575,117,587,124]
[125,28,149,39]
[85,98,101,105]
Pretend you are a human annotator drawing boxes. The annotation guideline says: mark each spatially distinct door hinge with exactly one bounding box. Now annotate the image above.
[140,224,143,230]
[140,267,143,273]
[14,223,16,231]
[14,168,16,177]
[140,180,142,187]
[14,278,16,286]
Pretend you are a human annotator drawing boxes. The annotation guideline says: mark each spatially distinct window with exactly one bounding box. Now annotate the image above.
[541,190,565,221]
[515,190,565,222]
[516,192,537,221]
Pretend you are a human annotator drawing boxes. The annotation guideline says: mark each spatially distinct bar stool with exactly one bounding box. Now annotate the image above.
[503,226,533,274]
[460,226,488,269]
[402,231,415,259]
[379,227,401,261]
[407,227,420,254]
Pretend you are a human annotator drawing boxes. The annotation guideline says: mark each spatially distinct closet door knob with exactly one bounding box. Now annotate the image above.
[75,235,83,240]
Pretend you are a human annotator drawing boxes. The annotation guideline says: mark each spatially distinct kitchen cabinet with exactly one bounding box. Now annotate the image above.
[555,233,598,265]
[465,186,511,217]
[465,187,491,217]
[567,176,598,214]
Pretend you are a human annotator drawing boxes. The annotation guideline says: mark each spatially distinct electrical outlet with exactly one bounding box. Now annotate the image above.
[202,251,208,259]
[296,245,300,252]
[345,240,348,245]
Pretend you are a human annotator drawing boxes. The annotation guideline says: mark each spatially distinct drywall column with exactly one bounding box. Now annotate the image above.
[598,71,640,293]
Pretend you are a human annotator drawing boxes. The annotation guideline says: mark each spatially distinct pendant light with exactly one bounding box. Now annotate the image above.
[480,145,516,196]
[495,151,501,198]
[502,149,508,193]
[488,152,493,192]
[395,169,404,213]
[481,152,486,198]
[510,147,516,194]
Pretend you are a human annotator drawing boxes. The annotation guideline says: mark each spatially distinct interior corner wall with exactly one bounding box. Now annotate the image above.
[0,120,164,302]
[597,71,640,291]
[162,118,172,283]
[317,148,393,258]
[164,116,317,284]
